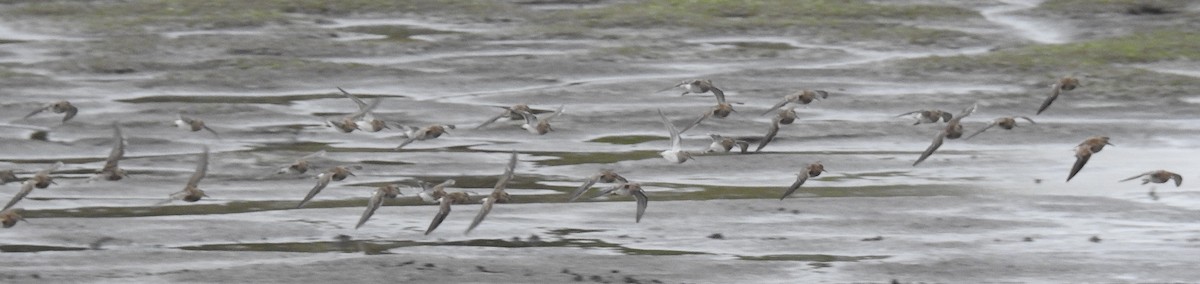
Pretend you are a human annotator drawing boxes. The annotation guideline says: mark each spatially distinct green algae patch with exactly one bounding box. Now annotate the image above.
[5,0,519,34]
[586,135,666,145]
[540,0,981,45]
[1038,0,1190,15]
[336,25,454,42]
[0,245,89,253]
[545,228,606,236]
[551,0,975,28]
[902,30,1200,73]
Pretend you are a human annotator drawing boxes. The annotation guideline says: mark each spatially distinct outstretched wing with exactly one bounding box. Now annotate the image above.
[186,147,209,188]
[296,172,333,208]
[301,149,327,160]
[895,110,922,118]
[756,119,781,152]
[355,188,387,229]
[632,189,648,223]
[542,105,565,123]
[3,182,35,210]
[1169,173,1183,187]
[711,86,726,104]
[493,151,518,194]
[569,174,602,202]
[913,132,947,166]
[964,122,998,140]
[103,123,126,172]
[780,174,809,200]
[465,197,496,235]
[679,111,711,134]
[1036,84,1061,115]
[659,109,684,151]
[591,183,622,199]
[337,87,369,110]
[61,104,79,123]
[1118,171,1153,182]
[1067,149,1090,182]
[425,197,454,235]
[1017,116,1036,124]
[761,98,791,116]
[23,104,51,119]
[474,110,509,129]
[396,128,427,149]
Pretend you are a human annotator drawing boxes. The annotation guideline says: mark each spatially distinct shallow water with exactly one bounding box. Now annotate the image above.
[1,0,1199,282]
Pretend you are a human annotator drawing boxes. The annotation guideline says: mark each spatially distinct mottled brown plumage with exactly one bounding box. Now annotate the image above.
[913,104,977,166]
[781,162,826,200]
[24,100,78,123]
[515,105,564,135]
[296,166,356,208]
[3,162,62,211]
[396,124,456,149]
[1,208,27,228]
[1120,170,1182,187]
[356,184,401,229]
[1067,136,1112,182]
[762,90,828,115]
[91,122,128,182]
[593,182,649,223]
[706,134,750,153]
[569,169,629,202]
[465,151,519,235]
[476,104,532,129]
[175,114,221,138]
[1037,76,1080,115]
[165,147,209,203]
[898,109,953,125]
[965,116,1036,140]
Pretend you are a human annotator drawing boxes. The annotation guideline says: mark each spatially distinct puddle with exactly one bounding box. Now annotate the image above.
[978,0,1070,44]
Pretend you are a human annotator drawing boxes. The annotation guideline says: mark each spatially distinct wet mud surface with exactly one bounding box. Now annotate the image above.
[1,0,1199,282]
